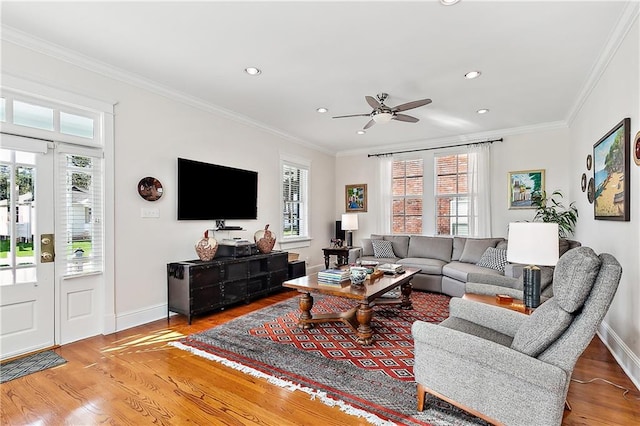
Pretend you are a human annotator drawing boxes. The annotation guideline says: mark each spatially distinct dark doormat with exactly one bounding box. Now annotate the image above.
[1,350,66,383]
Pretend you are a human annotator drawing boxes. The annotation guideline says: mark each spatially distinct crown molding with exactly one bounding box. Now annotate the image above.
[566,1,640,126]
[0,25,334,156]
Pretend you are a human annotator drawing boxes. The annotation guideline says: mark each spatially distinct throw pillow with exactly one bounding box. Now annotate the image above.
[476,247,508,272]
[372,239,396,258]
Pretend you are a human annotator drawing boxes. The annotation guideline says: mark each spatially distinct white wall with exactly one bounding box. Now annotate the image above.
[2,40,337,330]
[568,17,640,387]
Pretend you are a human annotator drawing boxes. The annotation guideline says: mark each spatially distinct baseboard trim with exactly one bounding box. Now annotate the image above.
[597,321,640,392]
[115,303,170,332]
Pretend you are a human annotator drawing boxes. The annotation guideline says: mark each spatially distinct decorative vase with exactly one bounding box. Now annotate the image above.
[349,266,368,286]
[254,224,276,254]
[195,230,218,261]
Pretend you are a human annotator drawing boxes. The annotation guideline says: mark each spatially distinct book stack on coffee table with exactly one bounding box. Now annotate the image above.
[317,268,350,286]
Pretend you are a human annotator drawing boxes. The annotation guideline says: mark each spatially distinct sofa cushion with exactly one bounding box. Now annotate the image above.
[511,299,574,357]
[372,239,396,258]
[443,261,503,282]
[398,257,447,275]
[407,235,453,262]
[476,247,508,272]
[552,247,601,313]
[382,235,410,258]
[451,237,467,261]
[459,238,502,264]
[361,237,382,256]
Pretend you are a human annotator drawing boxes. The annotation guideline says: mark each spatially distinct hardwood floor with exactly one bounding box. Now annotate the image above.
[1,290,639,425]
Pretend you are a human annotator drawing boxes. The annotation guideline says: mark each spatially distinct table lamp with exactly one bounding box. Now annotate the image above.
[507,222,559,308]
[341,213,359,247]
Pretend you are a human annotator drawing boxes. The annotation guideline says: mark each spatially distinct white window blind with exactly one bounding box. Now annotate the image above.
[56,147,103,275]
[282,161,309,239]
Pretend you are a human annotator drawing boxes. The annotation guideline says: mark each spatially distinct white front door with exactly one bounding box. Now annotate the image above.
[0,145,55,360]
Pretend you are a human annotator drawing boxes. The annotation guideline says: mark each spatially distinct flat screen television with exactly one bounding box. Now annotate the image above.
[177,157,258,221]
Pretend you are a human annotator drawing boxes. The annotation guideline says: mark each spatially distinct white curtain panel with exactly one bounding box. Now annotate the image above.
[467,143,492,237]
[376,156,393,234]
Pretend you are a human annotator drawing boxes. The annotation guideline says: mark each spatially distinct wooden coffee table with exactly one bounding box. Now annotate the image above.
[283,268,419,345]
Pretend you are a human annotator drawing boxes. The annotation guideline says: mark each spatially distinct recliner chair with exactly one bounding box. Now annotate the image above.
[411,247,622,426]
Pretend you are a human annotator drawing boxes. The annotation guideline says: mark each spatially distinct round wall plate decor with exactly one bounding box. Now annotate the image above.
[581,173,587,192]
[587,177,595,204]
[634,130,640,166]
[138,177,163,201]
[586,154,592,171]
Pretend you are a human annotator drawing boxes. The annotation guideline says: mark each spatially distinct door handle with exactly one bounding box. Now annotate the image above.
[41,233,55,263]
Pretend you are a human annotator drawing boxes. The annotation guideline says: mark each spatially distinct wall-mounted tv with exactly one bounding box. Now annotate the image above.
[177,157,258,221]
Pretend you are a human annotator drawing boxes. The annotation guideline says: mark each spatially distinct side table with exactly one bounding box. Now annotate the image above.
[461,293,534,315]
[322,246,360,269]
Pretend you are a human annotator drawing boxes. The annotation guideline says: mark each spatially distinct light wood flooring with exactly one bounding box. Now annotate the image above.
[1,290,639,425]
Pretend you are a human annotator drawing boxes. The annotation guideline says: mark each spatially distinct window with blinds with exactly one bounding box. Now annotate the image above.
[282,161,309,239]
[57,151,103,275]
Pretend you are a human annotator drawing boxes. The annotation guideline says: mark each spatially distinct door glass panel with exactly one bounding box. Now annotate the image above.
[13,100,54,131]
[60,112,94,139]
[0,151,37,285]
[0,98,6,122]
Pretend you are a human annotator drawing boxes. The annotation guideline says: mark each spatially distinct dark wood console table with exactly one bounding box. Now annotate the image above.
[167,251,288,324]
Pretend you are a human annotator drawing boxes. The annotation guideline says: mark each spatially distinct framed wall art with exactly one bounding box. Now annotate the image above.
[634,130,640,166]
[138,177,163,201]
[345,183,367,212]
[593,117,630,221]
[508,169,545,209]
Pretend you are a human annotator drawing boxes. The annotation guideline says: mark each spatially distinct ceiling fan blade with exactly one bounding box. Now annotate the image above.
[392,98,432,112]
[393,113,419,123]
[365,96,381,109]
[332,113,371,119]
[363,119,376,130]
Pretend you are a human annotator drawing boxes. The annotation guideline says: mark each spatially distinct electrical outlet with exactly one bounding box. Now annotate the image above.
[141,207,160,218]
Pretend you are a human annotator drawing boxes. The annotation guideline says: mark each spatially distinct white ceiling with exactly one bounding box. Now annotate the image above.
[0,1,633,155]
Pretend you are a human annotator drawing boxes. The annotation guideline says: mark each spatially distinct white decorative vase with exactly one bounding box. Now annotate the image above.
[195,230,218,261]
[254,224,276,254]
[349,266,368,286]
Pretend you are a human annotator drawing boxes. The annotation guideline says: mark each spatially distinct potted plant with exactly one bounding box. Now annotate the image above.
[531,190,578,238]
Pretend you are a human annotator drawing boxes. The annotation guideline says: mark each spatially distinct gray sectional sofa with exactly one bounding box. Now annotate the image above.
[358,234,580,298]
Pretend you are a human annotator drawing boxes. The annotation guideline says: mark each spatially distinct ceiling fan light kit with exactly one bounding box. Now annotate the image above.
[333,92,432,130]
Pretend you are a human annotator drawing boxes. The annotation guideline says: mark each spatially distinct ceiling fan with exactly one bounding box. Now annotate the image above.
[332,93,432,130]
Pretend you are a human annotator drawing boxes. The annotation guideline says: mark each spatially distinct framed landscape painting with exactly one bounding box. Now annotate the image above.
[593,117,630,221]
[345,183,367,212]
[508,170,544,209]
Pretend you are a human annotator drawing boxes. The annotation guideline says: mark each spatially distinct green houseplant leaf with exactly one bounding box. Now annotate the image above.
[531,190,578,238]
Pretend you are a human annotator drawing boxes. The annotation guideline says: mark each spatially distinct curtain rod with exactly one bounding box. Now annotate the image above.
[367,138,503,158]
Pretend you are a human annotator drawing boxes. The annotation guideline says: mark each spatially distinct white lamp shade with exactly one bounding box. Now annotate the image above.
[507,222,559,266]
[341,213,359,231]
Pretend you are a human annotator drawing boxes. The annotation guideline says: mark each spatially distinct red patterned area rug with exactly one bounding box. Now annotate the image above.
[248,291,450,381]
[171,291,489,426]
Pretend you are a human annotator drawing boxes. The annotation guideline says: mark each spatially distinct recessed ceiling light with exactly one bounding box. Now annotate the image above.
[356,130,366,135]
[440,0,461,5]
[316,107,328,113]
[477,109,490,114]
[465,70,481,79]
[244,67,261,76]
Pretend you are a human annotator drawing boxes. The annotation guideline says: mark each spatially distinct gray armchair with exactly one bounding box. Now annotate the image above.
[411,247,622,426]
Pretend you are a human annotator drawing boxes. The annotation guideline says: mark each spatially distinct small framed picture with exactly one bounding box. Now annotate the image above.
[345,183,367,212]
[508,170,545,209]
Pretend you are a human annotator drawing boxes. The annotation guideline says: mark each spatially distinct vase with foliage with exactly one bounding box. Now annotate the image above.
[531,190,578,238]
